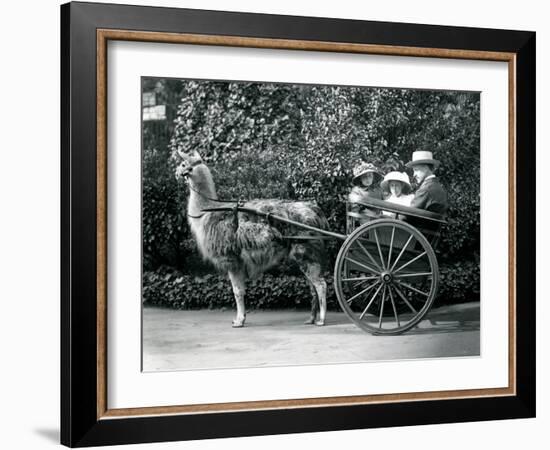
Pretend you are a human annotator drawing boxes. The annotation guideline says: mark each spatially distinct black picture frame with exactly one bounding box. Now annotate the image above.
[61,1,535,447]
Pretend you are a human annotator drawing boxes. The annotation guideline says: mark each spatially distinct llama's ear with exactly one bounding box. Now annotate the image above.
[191,150,202,160]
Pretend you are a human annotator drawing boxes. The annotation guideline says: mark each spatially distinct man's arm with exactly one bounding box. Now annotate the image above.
[411,184,430,210]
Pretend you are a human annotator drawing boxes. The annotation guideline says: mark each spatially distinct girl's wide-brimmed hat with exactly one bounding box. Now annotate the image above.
[381,171,412,194]
[405,150,440,169]
[352,162,383,184]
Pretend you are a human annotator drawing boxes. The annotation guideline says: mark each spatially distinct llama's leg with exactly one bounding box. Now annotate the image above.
[302,263,327,326]
[303,280,319,325]
[228,270,246,328]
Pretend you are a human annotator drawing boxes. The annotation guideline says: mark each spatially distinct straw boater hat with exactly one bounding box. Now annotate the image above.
[405,151,440,169]
[381,171,412,194]
[352,162,382,185]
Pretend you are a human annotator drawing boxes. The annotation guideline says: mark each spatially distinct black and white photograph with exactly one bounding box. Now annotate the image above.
[141,77,481,371]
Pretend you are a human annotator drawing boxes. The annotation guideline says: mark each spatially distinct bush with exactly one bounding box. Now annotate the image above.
[142,261,479,311]
[438,259,480,304]
[143,268,341,310]
[143,79,481,304]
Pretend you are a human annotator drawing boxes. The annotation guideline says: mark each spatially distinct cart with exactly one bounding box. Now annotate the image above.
[203,197,446,335]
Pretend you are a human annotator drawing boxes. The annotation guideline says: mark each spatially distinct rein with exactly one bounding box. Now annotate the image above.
[186,211,207,219]
[185,164,242,219]
[186,187,243,224]
[182,159,316,222]
[188,183,240,204]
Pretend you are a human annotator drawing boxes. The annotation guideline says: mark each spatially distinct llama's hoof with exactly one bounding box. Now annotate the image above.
[232,319,245,328]
[314,319,325,326]
[304,318,315,325]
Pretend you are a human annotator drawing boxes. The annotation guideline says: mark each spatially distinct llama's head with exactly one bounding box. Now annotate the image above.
[175,149,204,181]
[175,149,217,198]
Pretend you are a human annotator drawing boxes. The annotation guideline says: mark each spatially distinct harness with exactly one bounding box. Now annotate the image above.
[184,160,243,223]
[183,159,314,231]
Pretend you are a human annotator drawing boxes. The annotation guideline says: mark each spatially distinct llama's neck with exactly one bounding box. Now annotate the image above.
[187,164,218,216]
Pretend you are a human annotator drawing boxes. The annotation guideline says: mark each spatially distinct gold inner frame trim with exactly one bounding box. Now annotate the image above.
[96,28,517,420]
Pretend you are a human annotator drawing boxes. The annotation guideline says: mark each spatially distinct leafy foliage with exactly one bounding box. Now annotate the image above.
[142,262,478,310]
[142,148,188,268]
[143,268,342,310]
[438,259,480,304]
[143,78,481,305]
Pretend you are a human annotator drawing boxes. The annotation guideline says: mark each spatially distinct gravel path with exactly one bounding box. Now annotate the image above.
[142,303,480,371]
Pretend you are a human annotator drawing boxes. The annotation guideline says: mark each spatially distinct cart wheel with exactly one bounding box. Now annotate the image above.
[334,219,439,335]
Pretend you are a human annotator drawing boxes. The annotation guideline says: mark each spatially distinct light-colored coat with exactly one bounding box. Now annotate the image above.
[177,151,328,327]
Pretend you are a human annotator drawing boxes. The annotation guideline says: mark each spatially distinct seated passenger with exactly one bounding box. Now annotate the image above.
[381,171,414,218]
[348,162,383,219]
[406,151,449,215]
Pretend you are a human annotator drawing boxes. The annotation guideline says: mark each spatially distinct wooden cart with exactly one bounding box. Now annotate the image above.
[338,198,446,334]
[203,197,446,335]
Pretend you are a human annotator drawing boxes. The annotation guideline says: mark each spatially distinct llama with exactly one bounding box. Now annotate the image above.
[175,150,328,327]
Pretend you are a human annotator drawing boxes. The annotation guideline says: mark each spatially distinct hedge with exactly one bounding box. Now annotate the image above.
[142,79,481,305]
[142,261,479,311]
[143,269,339,311]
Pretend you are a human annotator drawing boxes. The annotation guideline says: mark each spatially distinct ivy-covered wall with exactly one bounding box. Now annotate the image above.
[142,78,480,308]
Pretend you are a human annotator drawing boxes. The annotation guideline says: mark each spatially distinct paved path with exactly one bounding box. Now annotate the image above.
[142,303,480,371]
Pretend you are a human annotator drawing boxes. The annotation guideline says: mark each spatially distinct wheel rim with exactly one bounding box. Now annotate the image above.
[334,219,439,335]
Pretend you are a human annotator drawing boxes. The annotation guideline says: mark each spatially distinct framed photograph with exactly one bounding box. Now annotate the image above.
[61,1,535,447]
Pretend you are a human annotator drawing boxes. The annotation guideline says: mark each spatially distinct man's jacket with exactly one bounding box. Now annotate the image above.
[411,176,449,215]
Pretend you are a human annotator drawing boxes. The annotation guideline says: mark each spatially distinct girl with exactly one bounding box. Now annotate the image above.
[380,171,414,218]
[348,162,383,220]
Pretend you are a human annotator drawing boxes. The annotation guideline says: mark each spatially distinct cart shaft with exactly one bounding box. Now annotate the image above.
[201,206,347,240]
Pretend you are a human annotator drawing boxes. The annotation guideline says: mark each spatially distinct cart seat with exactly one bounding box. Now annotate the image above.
[346,198,446,249]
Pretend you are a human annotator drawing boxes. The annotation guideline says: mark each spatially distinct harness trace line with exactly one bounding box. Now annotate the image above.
[182,161,318,225]
[186,184,244,220]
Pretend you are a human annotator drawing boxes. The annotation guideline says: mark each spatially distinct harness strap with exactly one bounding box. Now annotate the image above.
[183,159,240,219]
[187,212,206,219]
[187,183,240,204]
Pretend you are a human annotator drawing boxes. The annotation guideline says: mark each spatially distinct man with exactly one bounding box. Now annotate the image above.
[406,151,449,215]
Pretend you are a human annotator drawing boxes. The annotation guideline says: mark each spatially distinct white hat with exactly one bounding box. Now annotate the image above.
[381,171,412,194]
[405,151,440,169]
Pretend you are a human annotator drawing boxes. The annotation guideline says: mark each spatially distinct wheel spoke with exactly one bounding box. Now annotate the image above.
[394,272,432,278]
[373,229,386,270]
[378,285,386,328]
[392,283,418,314]
[396,280,429,297]
[387,226,395,269]
[346,280,381,304]
[389,234,414,272]
[355,239,383,272]
[345,275,379,290]
[359,283,384,320]
[344,256,380,275]
[351,278,375,289]
[342,276,379,282]
[393,251,428,275]
[388,286,400,327]
[335,219,439,335]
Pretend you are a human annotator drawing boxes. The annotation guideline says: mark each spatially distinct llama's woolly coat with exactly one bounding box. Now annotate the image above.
[179,155,327,325]
[190,198,328,278]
